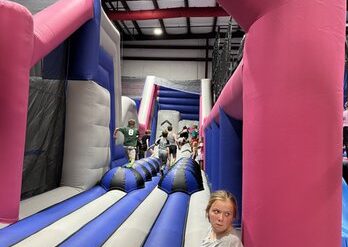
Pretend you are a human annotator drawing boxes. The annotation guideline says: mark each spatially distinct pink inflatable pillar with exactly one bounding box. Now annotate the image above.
[0,1,33,223]
[138,80,158,135]
[218,0,345,246]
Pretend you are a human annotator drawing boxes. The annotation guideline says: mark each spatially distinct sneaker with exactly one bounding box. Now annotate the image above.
[125,163,132,168]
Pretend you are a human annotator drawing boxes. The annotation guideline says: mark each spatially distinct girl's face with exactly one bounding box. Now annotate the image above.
[208,199,235,236]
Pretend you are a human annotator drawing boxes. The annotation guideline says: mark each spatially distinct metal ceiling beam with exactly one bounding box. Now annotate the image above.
[122,44,241,49]
[120,20,132,35]
[212,3,218,33]
[119,0,143,35]
[151,0,167,35]
[122,29,244,41]
[103,0,128,36]
[114,21,126,35]
[122,56,212,62]
[123,32,216,40]
[106,7,228,21]
[212,17,217,33]
[101,1,108,10]
[205,39,209,77]
[184,0,191,34]
[123,44,215,49]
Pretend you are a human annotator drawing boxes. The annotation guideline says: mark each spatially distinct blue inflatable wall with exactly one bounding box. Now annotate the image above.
[218,108,242,227]
[157,86,199,121]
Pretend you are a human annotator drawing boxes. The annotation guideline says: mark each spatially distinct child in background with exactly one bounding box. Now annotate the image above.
[195,138,204,169]
[114,119,139,165]
[190,124,199,152]
[167,126,178,165]
[177,126,189,149]
[155,130,170,176]
[139,129,151,159]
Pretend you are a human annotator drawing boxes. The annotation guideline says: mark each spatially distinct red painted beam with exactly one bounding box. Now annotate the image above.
[106,7,229,21]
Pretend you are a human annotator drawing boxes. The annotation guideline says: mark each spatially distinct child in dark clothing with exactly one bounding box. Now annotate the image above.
[139,129,151,159]
[155,130,170,176]
[177,126,189,149]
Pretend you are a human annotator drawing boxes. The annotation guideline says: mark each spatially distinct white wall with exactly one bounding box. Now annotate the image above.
[121,39,213,80]
[122,60,211,81]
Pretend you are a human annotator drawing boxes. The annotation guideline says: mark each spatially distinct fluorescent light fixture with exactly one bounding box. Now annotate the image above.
[153,28,163,35]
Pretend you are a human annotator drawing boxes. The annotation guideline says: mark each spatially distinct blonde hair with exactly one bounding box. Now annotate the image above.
[206,190,238,219]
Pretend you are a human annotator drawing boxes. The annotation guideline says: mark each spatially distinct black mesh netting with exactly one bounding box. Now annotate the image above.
[21,42,68,199]
[212,19,245,103]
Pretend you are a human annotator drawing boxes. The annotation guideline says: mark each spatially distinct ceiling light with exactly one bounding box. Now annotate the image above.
[153,28,163,35]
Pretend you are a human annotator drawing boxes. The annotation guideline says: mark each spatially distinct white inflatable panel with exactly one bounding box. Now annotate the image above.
[100,7,122,127]
[15,190,126,247]
[61,80,110,190]
[184,171,211,247]
[156,110,180,139]
[201,170,209,189]
[19,186,82,220]
[0,186,82,229]
[121,96,138,127]
[103,188,167,247]
[200,79,212,126]
[0,223,7,229]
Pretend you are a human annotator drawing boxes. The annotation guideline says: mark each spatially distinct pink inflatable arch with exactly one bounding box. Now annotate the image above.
[0,1,33,223]
[204,0,345,246]
[0,0,93,223]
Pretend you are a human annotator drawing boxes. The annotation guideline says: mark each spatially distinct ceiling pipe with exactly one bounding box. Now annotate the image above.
[106,7,228,21]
